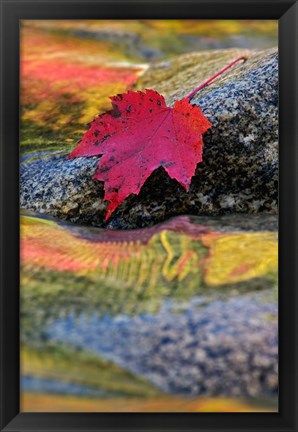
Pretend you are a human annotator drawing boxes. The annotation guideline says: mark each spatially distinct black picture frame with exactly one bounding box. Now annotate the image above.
[0,1,297,431]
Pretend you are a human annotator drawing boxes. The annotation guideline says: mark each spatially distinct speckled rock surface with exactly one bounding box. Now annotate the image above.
[20,48,278,228]
[21,152,105,225]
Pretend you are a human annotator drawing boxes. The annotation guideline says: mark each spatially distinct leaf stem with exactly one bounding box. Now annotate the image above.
[185,56,247,101]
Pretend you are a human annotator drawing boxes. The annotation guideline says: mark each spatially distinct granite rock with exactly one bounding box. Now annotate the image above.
[20,153,105,226]
[20,48,278,228]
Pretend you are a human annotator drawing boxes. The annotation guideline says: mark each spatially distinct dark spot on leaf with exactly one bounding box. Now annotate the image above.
[111,108,121,118]
[157,100,162,106]
[160,161,175,168]
[149,109,153,113]
[101,166,111,173]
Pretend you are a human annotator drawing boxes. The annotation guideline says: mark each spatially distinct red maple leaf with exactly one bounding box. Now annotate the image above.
[68,90,211,220]
[68,57,246,220]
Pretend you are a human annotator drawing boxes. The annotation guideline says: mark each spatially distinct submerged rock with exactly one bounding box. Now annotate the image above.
[20,48,278,228]
[47,291,278,398]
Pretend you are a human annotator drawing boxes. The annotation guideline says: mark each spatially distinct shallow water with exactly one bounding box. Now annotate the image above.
[20,212,278,406]
[22,376,111,398]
